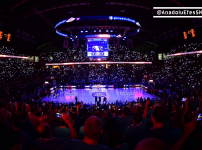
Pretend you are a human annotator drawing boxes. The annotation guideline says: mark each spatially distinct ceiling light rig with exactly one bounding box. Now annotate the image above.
[55,16,141,38]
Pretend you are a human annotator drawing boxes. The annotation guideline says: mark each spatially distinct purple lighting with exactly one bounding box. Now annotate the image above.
[46,61,152,66]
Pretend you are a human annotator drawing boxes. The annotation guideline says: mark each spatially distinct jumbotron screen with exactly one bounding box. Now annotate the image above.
[87,38,109,57]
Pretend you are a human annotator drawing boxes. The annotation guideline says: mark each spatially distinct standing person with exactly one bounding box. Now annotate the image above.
[28,107,39,129]
[57,87,60,97]
[35,113,78,150]
[69,86,72,93]
[99,97,101,106]
[115,107,133,134]
[58,116,110,150]
[75,96,78,105]
[11,113,34,150]
[139,106,172,147]
[103,128,129,150]
[54,87,57,98]
[95,96,98,106]
[103,97,107,104]
[20,111,37,140]
[123,100,150,150]
[55,87,57,98]
[52,118,71,138]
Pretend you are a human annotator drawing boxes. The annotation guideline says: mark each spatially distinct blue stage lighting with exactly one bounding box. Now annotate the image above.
[56,30,68,37]
[85,30,88,32]
[55,19,67,28]
[55,16,141,37]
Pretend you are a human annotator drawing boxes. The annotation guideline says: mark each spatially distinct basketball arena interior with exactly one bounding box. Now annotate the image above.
[0,1,202,150]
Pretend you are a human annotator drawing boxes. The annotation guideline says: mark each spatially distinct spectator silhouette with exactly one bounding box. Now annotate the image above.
[58,116,110,150]
[139,106,172,147]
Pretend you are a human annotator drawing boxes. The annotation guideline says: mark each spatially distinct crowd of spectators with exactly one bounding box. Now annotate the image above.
[44,64,148,86]
[0,59,35,82]
[149,53,202,98]
[1,44,202,149]
[43,52,202,94]
[0,47,45,101]
[40,45,155,63]
[0,91,201,150]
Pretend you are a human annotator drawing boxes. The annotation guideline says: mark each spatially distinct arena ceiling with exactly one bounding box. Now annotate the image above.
[0,0,202,55]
